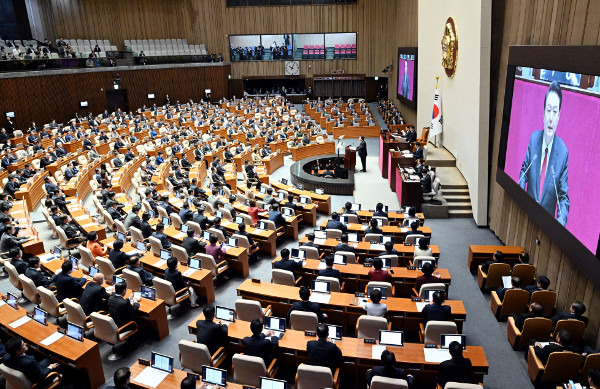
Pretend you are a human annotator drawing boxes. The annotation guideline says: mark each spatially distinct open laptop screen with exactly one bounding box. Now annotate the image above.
[151,352,174,373]
[441,334,466,349]
[260,377,286,389]
[202,366,226,386]
[33,307,47,326]
[188,257,201,270]
[311,280,330,294]
[328,324,342,340]
[215,306,235,322]
[264,316,286,332]
[66,322,84,342]
[141,286,156,300]
[367,286,387,300]
[333,254,346,265]
[379,330,404,346]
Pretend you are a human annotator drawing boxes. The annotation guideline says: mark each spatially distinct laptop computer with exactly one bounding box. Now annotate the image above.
[375,218,384,227]
[117,232,126,241]
[162,216,169,226]
[290,248,306,262]
[136,240,147,253]
[340,216,349,225]
[328,324,342,341]
[333,254,347,265]
[113,275,125,285]
[281,178,288,185]
[380,235,394,244]
[88,266,99,277]
[424,289,445,302]
[235,216,245,224]
[441,334,466,349]
[278,192,286,200]
[70,255,78,270]
[367,286,387,300]
[379,330,404,346]
[188,257,202,270]
[202,231,211,240]
[66,322,84,342]
[260,377,286,389]
[260,187,266,194]
[257,221,269,230]
[297,184,303,190]
[160,249,171,261]
[151,352,174,373]
[215,210,223,219]
[380,257,392,269]
[299,197,308,204]
[222,237,238,251]
[141,285,156,301]
[347,232,359,243]
[33,307,47,326]
[52,246,62,256]
[6,292,17,309]
[282,207,293,217]
[314,230,326,239]
[311,280,331,294]
[148,210,155,219]
[202,366,226,386]
[215,306,235,323]
[181,224,189,233]
[350,203,361,211]
[261,203,271,211]
[416,258,436,270]
[263,316,286,339]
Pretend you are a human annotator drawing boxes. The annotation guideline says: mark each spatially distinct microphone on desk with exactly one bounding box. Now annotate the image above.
[551,165,560,219]
[518,154,537,184]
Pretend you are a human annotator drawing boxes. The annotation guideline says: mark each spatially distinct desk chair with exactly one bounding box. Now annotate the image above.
[0,363,62,389]
[326,229,342,240]
[197,253,228,279]
[208,228,226,242]
[179,340,226,373]
[372,216,389,226]
[272,269,301,287]
[18,274,41,304]
[366,281,394,297]
[580,353,600,383]
[478,263,510,291]
[97,256,124,281]
[103,211,117,232]
[121,269,143,292]
[490,289,529,320]
[235,299,271,323]
[552,319,586,346]
[402,218,419,227]
[530,290,557,316]
[4,263,25,303]
[299,246,320,260]
[169,214,183,229]
[336,250,356,264]
[341,214,359,224]
[419,320,457,344]
[379,254,399,268]
[290,311,318,332]
[262,220,285,239]
[511,264,536,288]
[90,312,138,361]
[295,364,339,389]
[185,222,202,237]
[38,286,66,324]
[171,245,189,264]
[527,347,581,386]
[63,298,95,333]
[440,383,483,389]
[405,234,425,245]
[115,220,128,235]
[316,276,344,293]
[232,234,260,258]
[364,234,383,244]
[413,283,446,299]
[153,278,190,319]
[232,353,279,387]
[55,226,80,256]
[356,315,390,339]
[218,208,233,221]
[148,236,163,255]
[507,316,552,350]
[157,206,169,220]
[77,246,97,272]
[368,376,409,389]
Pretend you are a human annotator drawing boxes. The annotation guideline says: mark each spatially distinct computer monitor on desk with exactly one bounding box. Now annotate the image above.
[379,330,404,347]
[202,366,226,386]
[441,334,466,349]
[260,377,286,389]
[151,352,174,373]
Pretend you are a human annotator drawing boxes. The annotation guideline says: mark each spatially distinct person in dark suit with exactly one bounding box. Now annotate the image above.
[496,276,522,302]
[512,302,545,331]
[373,202,388,218]
[165,258,198,308]
[421,167,432,194]
[525,275,551,296]
[356,135,367,172]
[334,233,355,253]
[306,323,342,373]
[140,212,153,239]
[9,247,28,274]
[178,202,193,223]
[367,350,414,387]
[413,142,424,161]
[236,223,257,248]
[480,250,506,274]
[421,291,452,324]
[268,203,286,229]
[532,329,573,364]
[107,201,125,222]
[518,81,569,226]
[3,337,61,385]
[151,223,171,249]
[195,305,228,354]
[80,273,110,315]
[325,212,347,233]
[273,248,301,276]
[284,194,303,213]
[287,286,327,323]
[364,219,383,235]
[242,318,278,364]
[318,254,342,282]
[56,260,86,301]
[4,175,21,198]
[127,256,154,286]
[107,281,140,328]
[192,207,207,228]
[551,300,588,327]
[436,341,473,387]
[109,239,136,269]
[105,367,131,389]
[301,233,320,254]
[25,257,56,287]
[334,164,348,179]
[124,205,142,230]
[182,229,205,257]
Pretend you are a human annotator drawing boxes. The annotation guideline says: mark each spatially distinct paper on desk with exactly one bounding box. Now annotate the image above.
[80,223,96,228]
[416,302,427,312]
[0,300,5,307]
[423,348,451,363]
[400,227,408,233]
[317,262,326,270]
[175,232,186,239]
[133,366,169,388]
[309,293,331,304]
[183,268,196,277]
[41,332,64,346]
[371,345,387,359]
[314,238,326,245]
[409,175,420,181]
[370,244,384,251]
[126,249,141,256]
[9,316,31,328]
[154,259,167,267]
[502,276,512,289]
[74,215,88,221]
[38,253,57,263]
[221,220,231,226]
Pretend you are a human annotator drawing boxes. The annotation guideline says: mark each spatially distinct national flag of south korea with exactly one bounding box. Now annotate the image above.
[430,88,443,137]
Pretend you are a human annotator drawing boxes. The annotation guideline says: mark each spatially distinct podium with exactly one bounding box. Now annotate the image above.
[344,146,356,170]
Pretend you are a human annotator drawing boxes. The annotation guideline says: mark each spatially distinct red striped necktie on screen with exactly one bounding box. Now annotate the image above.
[539,147,548,202]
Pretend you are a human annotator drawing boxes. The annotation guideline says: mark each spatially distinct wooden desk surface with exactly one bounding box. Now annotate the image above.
[271,181,332,214]
[129,361,245,389]
[337,208,425,225]
[263,151,285,175]
[467,245,525,273]
[12,200,45,256]
[297,236,440,259]
[318,220,432,240]
[290,141,335,161]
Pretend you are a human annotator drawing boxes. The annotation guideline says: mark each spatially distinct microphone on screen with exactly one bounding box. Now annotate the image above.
[518,154,538,184]
[551,165,560,219]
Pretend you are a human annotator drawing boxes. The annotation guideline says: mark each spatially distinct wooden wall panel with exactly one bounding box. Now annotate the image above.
[0,65,230,130]
[489,0,600,346]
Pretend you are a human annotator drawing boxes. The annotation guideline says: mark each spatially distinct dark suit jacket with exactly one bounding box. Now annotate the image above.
[273,258,301,275]
[367,365,413,387]
[288,300,326,322]
[242,333,278,363]
[182,237,203,257]
[109,249,132,269]
[301,241,319,253]
[436,357,472,387]
[10,258,28,274]
[2,353,51,383]
[25,268,55,287]
[151,231,171,248]
[421,303,452,323]
[512,312,543,331]
[356,140,367,157]
[56,272,86,301]
[80,282,110,315]
[519,131,569,226]
[127,265,154,285]
[164,268,187,292]
[413,147,423,161]
[334,243,355,253]
[141,221,153,239]
[318,267,342,282]
[268,210,286,228]
[306,338,342,372]
[107,293,140,328]
[550,312,588,326]
[325,220,346,233]
[195,319,228,354]
[534,342,566,365]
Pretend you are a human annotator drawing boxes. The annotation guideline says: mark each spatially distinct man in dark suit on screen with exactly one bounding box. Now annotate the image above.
[518,81,569,226]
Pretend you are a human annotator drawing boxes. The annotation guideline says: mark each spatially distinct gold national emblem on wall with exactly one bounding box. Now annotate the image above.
[441,17,458,77]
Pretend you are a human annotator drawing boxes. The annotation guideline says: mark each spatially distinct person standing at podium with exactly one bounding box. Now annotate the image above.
[357,135,367,172]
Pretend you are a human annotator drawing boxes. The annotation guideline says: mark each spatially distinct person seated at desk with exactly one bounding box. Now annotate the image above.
[108,280,140,328]
[268,203,286,230]
[205,233,226,266]
[212,217,231,240]
[413,141,424,161]
[0,224,29,253]
[551,300,588,327]
[525,275,551,296]
[152,223,172,249]
[178,201,193,224]
[158,194,175,216]
[124,204,142,230]
[322,165,334,178]
[242,318,279,364]
[368,257,392,282]
[422,291,451,324]
[531,329,574,365]
[108,200,125,222]
[511,302,545,332]
[342,201,357,215]
[3,337,62,385]
[263,187,278,205]
[284,194,303,213]
[196,305,228,354]
[334,164,348,179]
[414,237,432,257]
[273,248,301,274]
[56,260,86,301]
[373,202,388,218]
[4,174,21,198]
[404,221,422,241]
[496,276,522,302]
[318,254,342,282]
[302,133,311,146]
[87,231,108,257]
[364,288,388,318]
[307,323,341,373]
[9,247,28,274]
[109,239,137,269]
[182,228,206,257]
[364,218,382,235]
[414,262,441,293]
[127,256,155,286]
[105,367,131,389]
[165,257,198,308]
[421,167,432,194]
[236,222,258,250]
[436,341,473,388]
[221,195,237,220]
[207,188,224,210]
[25,257,56,287]
[325,212,347,233]
[248,199,268,226]
[480,250,507,274]
[334,233,355,253]
[367,350,414,388]
[288,285,328,324]
[301,233,320,254]
[140,212,153,239]
[80,272,110,315]
[192,206,208,229]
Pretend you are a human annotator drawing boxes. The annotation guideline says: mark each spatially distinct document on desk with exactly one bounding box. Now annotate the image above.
[221,220,231,227]
[41,332,64,346]
[314,238,326,245]
[74,215,89,221]
[317,262,326,270]
[9,316,31,328]
[415,302,427,312]
[81,223,96,228]
[423,348,451,363]
[126,249,141,256]
[38,253,58,263]
[174,232,186,239]
[183,268,196,277]
[154,259,167,267]
[133,366,169,388]
[309,293,331,304]
[371,345,387,359]
[370,244,385,251]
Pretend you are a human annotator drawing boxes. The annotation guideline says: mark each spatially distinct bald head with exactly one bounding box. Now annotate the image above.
[93,273,105,284]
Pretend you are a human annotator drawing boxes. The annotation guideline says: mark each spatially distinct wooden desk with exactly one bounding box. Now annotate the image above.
[332,126,381,139]
[11,200,45,256]
[396,168,421,213]
[271,181,332,214]
[467,245,525,273]
[263,151,284,175]
[290,142,335,161]
[236,279,465,332]
[66,198,107,241]
[231,202,300,240]
[14,171,48,211]
[336,208,425,226]
[129,361,245,389]
[388,151,414,191]
[318,220,431,243]
[379,134,400,179]
[0,297,104,389]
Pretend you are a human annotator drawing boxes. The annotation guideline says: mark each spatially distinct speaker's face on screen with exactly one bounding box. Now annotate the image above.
[544,91,561,143]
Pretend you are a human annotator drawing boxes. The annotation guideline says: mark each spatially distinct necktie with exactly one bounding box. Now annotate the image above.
[539,147,548,202]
